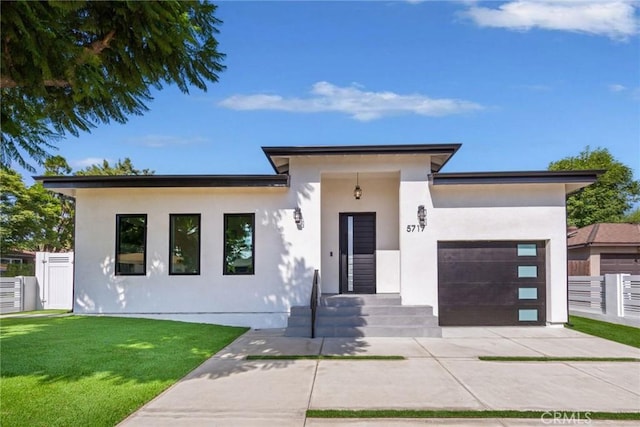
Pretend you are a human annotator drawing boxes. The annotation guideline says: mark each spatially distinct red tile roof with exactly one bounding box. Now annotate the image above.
[567,223,640,248]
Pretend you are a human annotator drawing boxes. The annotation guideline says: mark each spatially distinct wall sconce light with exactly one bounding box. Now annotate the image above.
[417,205,426,227]
[294,207,302,225]
[354,173,362,200]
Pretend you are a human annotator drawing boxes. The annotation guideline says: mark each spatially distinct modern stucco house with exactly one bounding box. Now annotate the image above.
[37,144,599,334]
[568,223,640,276]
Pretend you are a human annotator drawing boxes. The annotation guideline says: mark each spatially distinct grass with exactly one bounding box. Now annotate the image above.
[245,355,405,360]
[567,315,640,348]
[306,409,640,420]
[479,356,640,362]
[0,315,247,427]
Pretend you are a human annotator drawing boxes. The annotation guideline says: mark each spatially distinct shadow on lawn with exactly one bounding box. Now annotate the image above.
[0,315,249,385]
[1,315,375,387]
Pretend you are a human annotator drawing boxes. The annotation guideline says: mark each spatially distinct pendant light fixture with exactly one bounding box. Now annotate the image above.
[354,172,362,200]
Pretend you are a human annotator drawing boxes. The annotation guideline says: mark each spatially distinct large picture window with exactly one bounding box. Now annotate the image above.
[170,214,201,275]
[116,214,147,275]
[224,213,255,275]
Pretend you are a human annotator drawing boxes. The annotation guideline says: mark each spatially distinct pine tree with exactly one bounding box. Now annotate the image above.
[1,1,225,170]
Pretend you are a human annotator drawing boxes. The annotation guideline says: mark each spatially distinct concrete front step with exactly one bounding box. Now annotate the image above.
[290,306,311,316]
[285,293,442,337]
[321,294,401,307]
[315,325,442,338]
[318,305,433,317]
[287,315,312,327]
[316,314,439,327]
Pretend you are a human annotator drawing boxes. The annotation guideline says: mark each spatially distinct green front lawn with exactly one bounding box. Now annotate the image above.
[306,409,640,420]
[246,355,405,360]
[0,316,247,427]
[478,356,640,362]
[567,315,640,348]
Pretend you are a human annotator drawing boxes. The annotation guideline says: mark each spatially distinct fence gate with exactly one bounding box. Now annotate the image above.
[36,252,74,310]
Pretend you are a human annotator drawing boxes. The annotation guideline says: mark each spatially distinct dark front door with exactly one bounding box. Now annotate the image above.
[339,213,376,294]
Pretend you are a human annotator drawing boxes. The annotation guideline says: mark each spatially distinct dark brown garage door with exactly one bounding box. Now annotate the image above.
[600,253,640,275]
[438,241,546,326]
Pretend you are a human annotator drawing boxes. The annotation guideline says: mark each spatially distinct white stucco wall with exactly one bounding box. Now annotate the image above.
[411,183,569,324]
[292,154,432,296]
[320,174,400,293]
[71,152,572,328]
[73,182,320,328]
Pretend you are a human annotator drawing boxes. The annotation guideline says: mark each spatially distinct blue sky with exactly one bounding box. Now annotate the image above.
[30,1,640,179]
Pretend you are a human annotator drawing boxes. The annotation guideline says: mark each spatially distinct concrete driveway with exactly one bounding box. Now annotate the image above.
[119,327,640,427]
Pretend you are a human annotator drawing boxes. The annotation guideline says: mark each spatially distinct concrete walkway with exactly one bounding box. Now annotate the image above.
[119,327,640,427]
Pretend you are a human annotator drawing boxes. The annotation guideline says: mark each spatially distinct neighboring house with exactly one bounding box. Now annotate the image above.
[567,223,640,276]
[37,144,599,330]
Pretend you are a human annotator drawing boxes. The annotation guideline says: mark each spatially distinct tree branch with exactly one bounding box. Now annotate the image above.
[0,76,17,88]
[1,30,115,89]
[1,77,70,89]
[89,30,116,55]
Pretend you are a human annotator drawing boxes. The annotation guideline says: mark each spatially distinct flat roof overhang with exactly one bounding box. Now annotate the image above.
[262,143,462,174]
[430,170,603,194]
[35,174,290,197]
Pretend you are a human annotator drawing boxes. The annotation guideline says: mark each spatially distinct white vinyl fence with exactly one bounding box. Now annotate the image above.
[569,274,640,327]
[0,252,73,314]
[35,252,73,310]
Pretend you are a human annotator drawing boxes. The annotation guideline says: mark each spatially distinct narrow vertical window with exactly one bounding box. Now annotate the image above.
[116,214,147,275]
[170,214,201,275]
[224,213,255,275]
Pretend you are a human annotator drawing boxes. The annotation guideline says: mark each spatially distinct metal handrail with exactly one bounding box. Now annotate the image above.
[310,269,319,338]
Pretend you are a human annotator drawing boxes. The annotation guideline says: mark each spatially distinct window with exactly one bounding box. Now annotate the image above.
[517,243,537,256]
[518,287,538,300]
[116,214,147,275]
[224,213,255,275]
[518,265,538,278]
[518,309,538,322]
[170,214,201,275]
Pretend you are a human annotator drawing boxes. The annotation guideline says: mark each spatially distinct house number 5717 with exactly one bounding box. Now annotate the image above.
[406,225,425,232]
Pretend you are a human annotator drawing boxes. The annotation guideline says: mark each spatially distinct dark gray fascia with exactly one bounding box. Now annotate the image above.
[430,170,603,186]
[262,144,462,174]
[34,174,290,189]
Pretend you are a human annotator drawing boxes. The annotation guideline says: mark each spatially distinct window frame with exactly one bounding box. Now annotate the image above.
[223,213,255,276]
[169,213,201,276]
[115,214,147,276]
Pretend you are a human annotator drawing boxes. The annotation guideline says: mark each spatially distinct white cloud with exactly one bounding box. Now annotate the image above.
[219,81,484,121]
[463,1,639,40]
[72,157,111,168]
[608,84,640,100]
[127,135,209,148]
[608,83,627,92]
